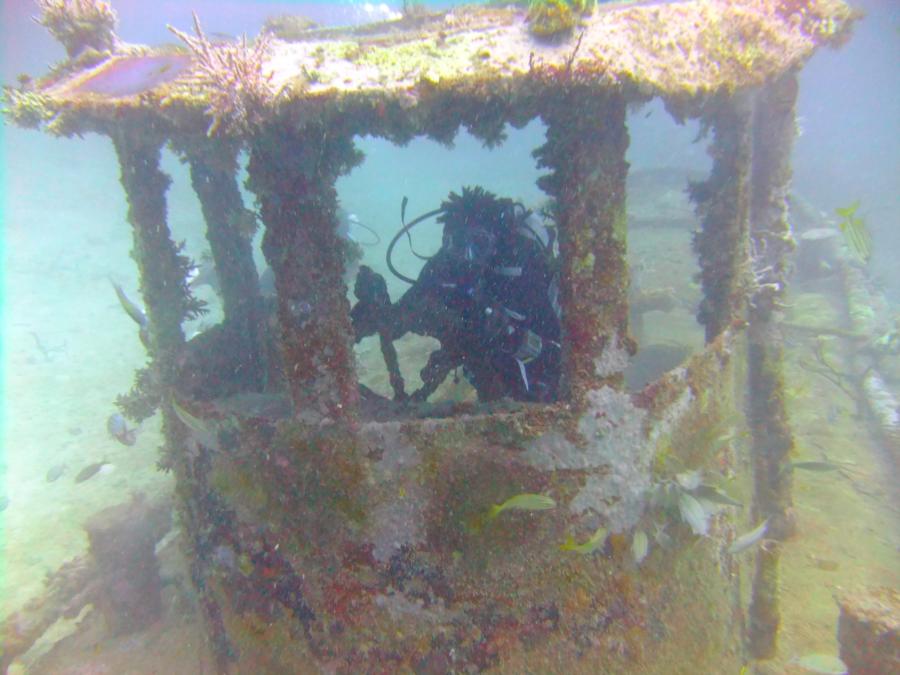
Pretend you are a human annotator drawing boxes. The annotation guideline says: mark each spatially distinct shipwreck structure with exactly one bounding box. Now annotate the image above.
[4,0,858,671]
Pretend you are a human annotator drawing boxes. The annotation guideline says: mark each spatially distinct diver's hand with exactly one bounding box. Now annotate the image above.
[351,265,391,341]
[354,265,390,307]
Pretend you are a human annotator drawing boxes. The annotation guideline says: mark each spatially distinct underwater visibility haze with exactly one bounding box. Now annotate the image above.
[0,1,897,673]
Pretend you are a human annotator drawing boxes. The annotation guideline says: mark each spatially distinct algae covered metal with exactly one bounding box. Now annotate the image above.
[3,0,857,671]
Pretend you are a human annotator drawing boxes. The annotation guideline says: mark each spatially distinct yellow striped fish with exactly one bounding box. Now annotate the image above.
[835,200,871,264]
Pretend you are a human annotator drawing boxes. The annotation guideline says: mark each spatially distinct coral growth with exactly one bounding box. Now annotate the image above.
[173,240,210,323]
[0,87,55,128]
[169,13,278,135]
[34,0,119,59]
[116,365,162,423]
[526,0,595,38]
[689,101,753,340]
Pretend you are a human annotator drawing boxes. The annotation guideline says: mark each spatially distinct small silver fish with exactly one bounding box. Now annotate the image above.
[791,460,841,472]
[171,399,219,450]
[692,484,743,507]
[75,460,110,483]
[46,464,67,482]
[110,279,150,348]
[110,279,148,327]
[728,519,769,555]
[678,492,709,536]
[107,413,137,446]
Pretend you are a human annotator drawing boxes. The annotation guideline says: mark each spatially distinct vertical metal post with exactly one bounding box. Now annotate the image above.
[746,72,799,658]
[536,88,632,407]
[111,128,233,667]
[184,140,266,391]
[246,124,362,422]
[691,95,753,342]
[112,131,185,366]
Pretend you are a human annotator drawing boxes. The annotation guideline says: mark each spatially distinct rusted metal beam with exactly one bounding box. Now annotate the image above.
[745,71,799,659]
[112,127,234,667]
[181,138,267,392]
[536,87,632,407]
[183,140,261,322]
[112,129,186,365]
[247,123,362,422]
[691,95,753,342]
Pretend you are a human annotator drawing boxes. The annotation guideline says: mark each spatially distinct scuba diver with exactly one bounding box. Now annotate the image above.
[351,186,562,404]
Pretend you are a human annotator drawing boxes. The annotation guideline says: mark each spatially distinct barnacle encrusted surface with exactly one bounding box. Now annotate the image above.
[362,422,429,562]
[523,378,693,533]
[12,0,855,135]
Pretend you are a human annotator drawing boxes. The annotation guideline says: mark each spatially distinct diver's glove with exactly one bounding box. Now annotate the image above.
[351,265,392,341]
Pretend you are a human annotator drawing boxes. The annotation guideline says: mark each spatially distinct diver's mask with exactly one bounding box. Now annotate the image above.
[444,226,497,267]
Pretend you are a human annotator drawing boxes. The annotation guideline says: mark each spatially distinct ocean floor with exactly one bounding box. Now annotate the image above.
[1,125,897,673]
[771,282,899,673]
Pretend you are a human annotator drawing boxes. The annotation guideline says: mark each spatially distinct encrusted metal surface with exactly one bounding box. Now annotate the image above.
[20,0,855,137]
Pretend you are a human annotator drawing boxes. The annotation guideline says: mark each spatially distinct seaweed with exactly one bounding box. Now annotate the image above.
[116,365,162,422]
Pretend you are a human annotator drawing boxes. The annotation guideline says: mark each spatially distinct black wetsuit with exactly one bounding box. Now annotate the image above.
[353,233,561,403]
